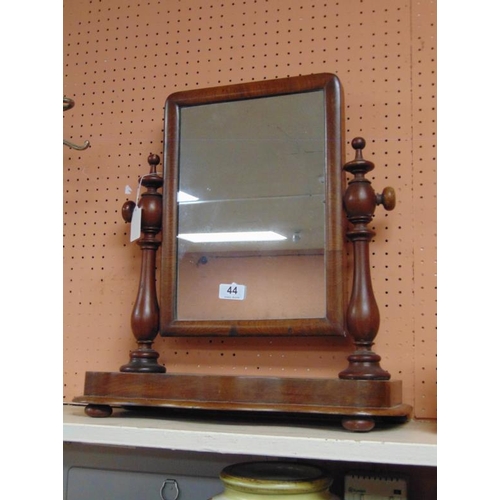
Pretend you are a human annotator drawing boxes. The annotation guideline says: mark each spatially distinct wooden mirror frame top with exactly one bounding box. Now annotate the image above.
[159,73,347,337]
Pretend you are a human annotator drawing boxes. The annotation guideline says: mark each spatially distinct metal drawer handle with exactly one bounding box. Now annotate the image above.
[160,479,180,500]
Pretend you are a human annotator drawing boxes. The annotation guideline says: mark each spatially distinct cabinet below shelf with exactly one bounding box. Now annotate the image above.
[63,403,436,467]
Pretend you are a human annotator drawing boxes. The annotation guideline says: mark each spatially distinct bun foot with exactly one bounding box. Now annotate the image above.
[341,417,375,432]
[85,404,113,418]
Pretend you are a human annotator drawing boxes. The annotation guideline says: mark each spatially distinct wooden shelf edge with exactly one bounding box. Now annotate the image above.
[63,403,437,467]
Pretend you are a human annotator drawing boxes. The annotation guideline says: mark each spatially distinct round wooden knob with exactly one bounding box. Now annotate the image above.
[376,187,396,211]
[351,137,366,151]
[147,153,160,173]
[122,200,136,222]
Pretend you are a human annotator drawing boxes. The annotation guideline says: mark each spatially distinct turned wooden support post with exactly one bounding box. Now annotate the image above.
[339,138,396,380]
[120,153,166,373]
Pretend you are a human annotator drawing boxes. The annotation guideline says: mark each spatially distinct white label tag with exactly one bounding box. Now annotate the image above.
[130,206,142,242]
[219,283,246,300]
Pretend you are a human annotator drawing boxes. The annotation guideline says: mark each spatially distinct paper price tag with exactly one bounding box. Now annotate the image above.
[130,206,142,242]
[129,175,145,243]
[219,283,246,300]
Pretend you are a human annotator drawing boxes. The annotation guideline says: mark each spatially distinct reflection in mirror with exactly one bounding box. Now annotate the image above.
[177,91,326,321]
[160,73,345,337]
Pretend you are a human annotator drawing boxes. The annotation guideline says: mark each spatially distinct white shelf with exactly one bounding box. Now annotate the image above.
[63,404,436,467]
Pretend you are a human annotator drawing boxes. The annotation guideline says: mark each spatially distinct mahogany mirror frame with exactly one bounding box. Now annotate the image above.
[159,73,346,338]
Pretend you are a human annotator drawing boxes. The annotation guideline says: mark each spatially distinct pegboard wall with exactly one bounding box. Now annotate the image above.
[63,0,436,419]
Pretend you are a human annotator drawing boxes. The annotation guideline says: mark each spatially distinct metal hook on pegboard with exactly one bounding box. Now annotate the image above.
[63,96,90,150]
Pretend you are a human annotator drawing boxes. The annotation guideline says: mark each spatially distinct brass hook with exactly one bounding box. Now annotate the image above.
[63,97,75,112]
[63,96,90,150]
[63,138,91,150]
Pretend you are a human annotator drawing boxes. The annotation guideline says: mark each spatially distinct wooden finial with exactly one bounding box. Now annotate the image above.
[351,136,365,156]
[148,153,160,173]
[344,137,374,175]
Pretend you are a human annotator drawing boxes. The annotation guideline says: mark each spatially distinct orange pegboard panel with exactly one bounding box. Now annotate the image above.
[64,0,436,419]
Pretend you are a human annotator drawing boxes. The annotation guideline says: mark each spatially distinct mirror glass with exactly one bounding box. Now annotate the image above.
[177,91,326,321]
[160,74,345,337]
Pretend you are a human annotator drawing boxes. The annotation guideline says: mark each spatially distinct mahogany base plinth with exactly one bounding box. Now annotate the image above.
[73,371,412,432]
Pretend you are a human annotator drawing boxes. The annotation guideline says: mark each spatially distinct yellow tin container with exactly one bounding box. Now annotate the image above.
[209,461,339,499]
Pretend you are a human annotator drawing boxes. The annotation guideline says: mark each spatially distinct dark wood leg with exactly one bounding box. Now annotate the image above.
[85,404,113,418]
[341,417,375,432]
